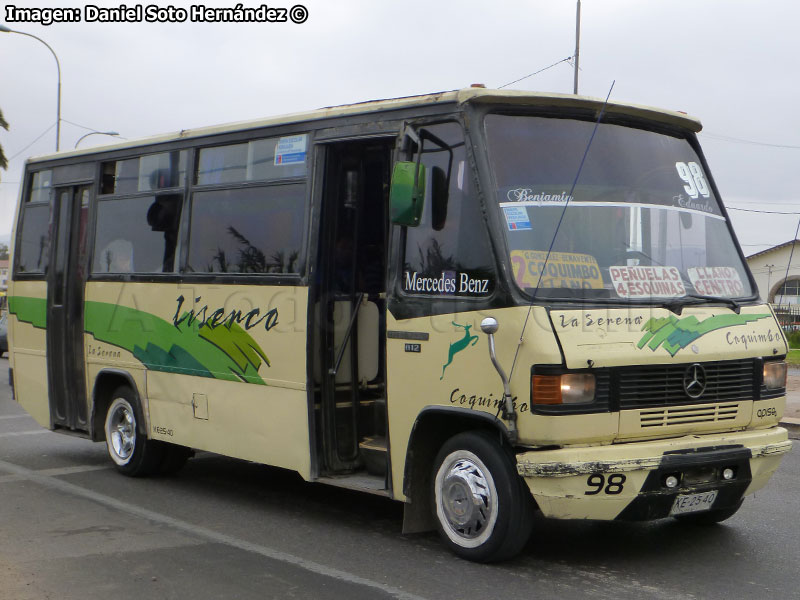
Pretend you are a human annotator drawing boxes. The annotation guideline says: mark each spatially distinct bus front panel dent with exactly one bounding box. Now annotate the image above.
[516,427,791,521]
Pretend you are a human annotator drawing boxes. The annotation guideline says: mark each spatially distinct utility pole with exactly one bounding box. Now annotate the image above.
[573,0,581,94]
[766,264,775,302]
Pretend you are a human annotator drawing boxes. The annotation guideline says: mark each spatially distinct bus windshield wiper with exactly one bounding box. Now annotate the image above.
[664,293,740,314]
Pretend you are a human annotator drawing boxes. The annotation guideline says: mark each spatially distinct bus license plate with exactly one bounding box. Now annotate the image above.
[670,490,718,515]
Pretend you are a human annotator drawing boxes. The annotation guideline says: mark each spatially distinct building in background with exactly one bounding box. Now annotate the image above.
[746,240,800,329]
[0,259,7,290]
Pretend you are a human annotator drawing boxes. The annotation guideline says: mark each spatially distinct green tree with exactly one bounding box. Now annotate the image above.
[0,107,8,172]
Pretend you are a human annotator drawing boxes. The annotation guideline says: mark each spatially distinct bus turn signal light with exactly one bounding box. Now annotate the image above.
[532,373,595,405]
[763,361,787,390]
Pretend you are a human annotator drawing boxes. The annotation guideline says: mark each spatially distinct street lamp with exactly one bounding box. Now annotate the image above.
[0,24,62,152]
[74,131,120,149]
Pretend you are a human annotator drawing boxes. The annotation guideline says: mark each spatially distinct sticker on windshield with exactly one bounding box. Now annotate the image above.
[511,250,603,289]
[675,162,710,199]
[503,206,532,231]
[688,267,745,297]
[610,266,686,298]
[274,135,307,165]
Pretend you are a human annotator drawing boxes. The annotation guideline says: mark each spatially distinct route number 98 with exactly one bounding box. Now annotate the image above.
[675,161,710,199]
[584,473,626,495]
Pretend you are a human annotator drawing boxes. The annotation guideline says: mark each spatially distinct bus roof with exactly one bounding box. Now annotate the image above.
[27,88,702,164]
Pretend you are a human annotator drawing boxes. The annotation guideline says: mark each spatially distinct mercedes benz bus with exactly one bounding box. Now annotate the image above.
[8,89,791,561]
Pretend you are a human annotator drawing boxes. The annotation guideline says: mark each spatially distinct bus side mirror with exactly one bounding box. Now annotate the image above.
[390,161,426,227]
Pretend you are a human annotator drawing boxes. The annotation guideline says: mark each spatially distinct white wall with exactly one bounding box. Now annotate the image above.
[747,244,800,303]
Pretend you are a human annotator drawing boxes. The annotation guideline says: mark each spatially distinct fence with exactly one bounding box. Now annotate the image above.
[772,304,800,331]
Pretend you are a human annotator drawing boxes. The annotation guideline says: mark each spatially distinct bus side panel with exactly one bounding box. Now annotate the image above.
[147,371,310,475]
[83,281,311,478]
[8,280,51,428]
[385,306,563,501]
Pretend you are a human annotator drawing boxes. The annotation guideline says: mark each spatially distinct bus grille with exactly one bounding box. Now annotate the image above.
[639,402,740,428]
[616,359,758,410]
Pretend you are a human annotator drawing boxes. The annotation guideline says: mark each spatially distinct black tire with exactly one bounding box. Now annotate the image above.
[159,444,193,475]
[431,431,533,562]
[104,385,164,477]
[674,499,743,525]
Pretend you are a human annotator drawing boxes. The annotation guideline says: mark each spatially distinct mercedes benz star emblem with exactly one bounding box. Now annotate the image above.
[683,363,707,399]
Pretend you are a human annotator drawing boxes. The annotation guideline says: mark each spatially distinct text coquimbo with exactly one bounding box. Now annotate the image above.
[4,4,309,26]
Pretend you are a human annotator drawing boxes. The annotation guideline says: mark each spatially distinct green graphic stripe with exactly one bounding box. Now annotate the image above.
[84,301,268,385]
[8,296,47,328]
[638,313,771,357]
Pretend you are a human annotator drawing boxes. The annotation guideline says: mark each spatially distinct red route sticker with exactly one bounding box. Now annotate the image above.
[688,267,744,297]
[609,265,686,298]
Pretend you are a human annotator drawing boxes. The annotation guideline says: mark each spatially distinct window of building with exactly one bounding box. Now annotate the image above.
[775,279,800,305]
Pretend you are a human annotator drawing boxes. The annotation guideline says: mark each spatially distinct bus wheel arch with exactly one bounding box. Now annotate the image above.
[101,382,164,477]
[431,430,534,562]
[91,370,147,442]
[402,408,515,536]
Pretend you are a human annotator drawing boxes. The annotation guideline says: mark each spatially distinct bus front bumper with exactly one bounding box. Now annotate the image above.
[516,427,792,521]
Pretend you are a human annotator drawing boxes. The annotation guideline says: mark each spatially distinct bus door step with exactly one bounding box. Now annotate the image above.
[359,435,387,477]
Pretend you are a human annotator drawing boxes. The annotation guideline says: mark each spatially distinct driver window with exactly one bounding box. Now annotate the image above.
[402,122,496,298]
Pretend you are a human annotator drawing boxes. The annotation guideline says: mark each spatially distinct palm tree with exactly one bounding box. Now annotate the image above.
[0,107,8,172]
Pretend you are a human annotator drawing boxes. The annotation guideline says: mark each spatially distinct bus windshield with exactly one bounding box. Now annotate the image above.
[484,114,754,303]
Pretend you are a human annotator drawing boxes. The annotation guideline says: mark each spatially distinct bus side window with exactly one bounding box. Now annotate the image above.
[93,194,182,274]
[186,184,306,275]
[16,170,53,275]
[94,153,187,275]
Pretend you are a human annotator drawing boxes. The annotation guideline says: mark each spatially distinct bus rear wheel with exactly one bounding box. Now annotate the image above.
[104,386,164,477]
[431,431,533,562]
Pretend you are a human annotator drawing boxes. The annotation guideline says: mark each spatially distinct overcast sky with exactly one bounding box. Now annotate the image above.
[1,0,798,266]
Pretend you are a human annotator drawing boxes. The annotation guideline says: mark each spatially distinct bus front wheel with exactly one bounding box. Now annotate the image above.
[104,386,164,477]
[431,431,533,562]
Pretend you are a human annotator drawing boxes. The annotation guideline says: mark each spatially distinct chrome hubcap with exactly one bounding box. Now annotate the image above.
[107,400,136,462]
[436,451,498,546]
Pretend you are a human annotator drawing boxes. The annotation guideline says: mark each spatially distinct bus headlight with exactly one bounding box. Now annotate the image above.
[532,373,595,405]
[763,361,787,390]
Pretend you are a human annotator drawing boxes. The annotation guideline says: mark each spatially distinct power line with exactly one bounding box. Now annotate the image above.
[498,56,574,89]
[62,119,126,140]
[701,132,800,149]
[61,118,100,132]
[7,122,57,162]
[728,200,800,206]
[727,207,800,215]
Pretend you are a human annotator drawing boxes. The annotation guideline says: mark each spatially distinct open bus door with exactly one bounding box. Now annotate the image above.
[313,138,392,486]
[46,185,90,432]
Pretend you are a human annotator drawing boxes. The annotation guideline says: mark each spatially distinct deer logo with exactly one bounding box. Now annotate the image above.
[440,321,479,380]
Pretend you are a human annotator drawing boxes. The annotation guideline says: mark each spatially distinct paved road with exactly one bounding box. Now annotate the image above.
[1,357,799,600]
